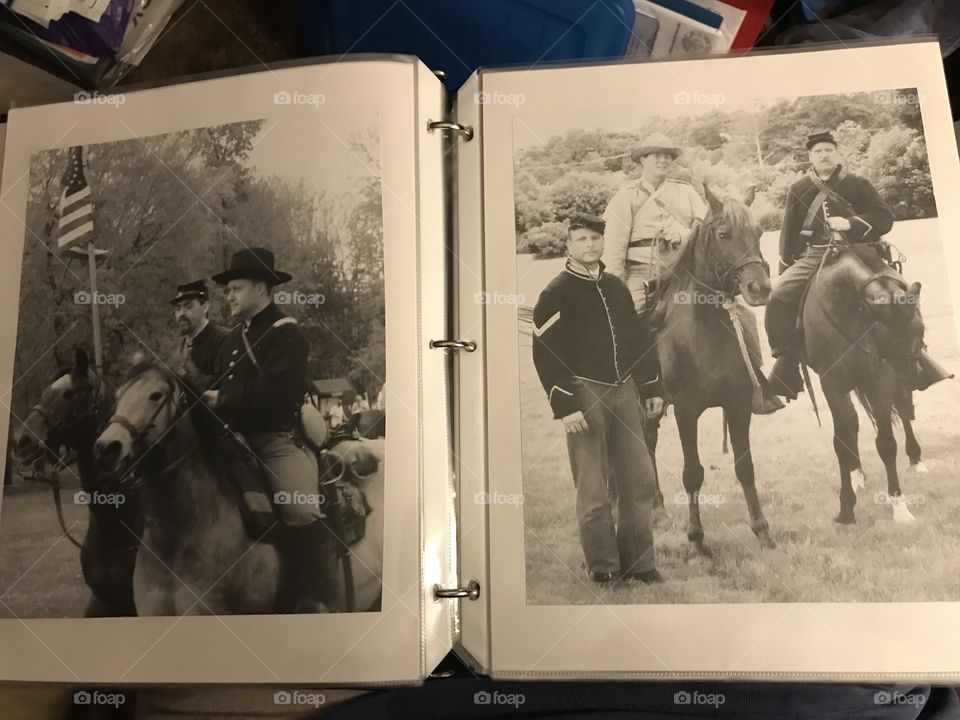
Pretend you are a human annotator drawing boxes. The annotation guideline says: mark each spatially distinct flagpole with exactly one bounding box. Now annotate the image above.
[85,241,104,373]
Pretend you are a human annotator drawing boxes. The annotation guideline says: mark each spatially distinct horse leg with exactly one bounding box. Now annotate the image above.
[643,410,666,517]
[724,403,775,548]
[674,403,707,555]
[865,374,916,524]
[821,381,859,524]
[895,386,926,473]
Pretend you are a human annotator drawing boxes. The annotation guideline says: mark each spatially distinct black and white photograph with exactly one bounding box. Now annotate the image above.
[0,113,386,619]
[514,87,960,605]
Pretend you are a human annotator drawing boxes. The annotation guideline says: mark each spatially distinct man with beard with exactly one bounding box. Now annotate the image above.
[170,280,229,397]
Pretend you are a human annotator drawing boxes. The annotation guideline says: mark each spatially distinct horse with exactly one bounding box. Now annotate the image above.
[651,185,776,554]
[12,348,142,617]
[802,243,927,524]
[91,360,383,615]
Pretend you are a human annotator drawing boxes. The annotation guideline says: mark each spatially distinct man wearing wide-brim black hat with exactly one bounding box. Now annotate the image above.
[207,246,340,612]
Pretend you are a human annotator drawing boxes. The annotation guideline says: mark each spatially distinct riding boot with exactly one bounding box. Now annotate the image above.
[284,521,342,613]
[767,355,804,400]
[916,349,954,391]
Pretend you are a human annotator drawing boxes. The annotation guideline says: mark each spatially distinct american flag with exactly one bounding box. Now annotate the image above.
[57,146,95,251]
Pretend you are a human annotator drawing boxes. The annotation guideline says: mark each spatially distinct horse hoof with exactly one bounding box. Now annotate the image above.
[691,541,713,559]
[851,469,866,494]
[891,496,918,524]
[909,461,929,475]
[833,513,856,525]
[756,531,777,549]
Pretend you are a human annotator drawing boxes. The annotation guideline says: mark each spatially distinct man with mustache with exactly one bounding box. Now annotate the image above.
[170,279,229,396]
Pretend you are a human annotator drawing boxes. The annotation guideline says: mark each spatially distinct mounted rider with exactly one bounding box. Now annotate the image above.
[766,130,951,398]
[169,279,229,397]
[601,132,706,310]
[206,248,341,613]
[602,132,782,415]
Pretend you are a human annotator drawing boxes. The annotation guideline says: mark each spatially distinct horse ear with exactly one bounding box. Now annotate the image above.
[743,185,757,207]
[909,281,922,297]
[74,348,89,376]
[702,183,723,214]
[129,350,147,367]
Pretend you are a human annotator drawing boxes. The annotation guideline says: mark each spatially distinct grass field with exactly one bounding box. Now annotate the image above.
[519,218,960,605]
[0,474,91,619]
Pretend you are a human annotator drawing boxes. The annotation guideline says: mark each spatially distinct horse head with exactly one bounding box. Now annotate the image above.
[15,348,108,465]
[94,358,186,480]
[698,184,771,306]
[838,246,925,389]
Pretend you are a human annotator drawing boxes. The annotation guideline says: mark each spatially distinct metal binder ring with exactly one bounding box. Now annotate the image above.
[427,120,474,141]
[434,580,481,601]
[429,339,477,352]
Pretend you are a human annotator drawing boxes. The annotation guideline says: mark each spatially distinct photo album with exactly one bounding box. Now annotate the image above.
[0,39,959,685]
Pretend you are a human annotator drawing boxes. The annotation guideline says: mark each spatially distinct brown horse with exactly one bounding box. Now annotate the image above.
[803,244,928,524]
[652,185,776,554]
[13,348,141,617]
[92,360,383,615]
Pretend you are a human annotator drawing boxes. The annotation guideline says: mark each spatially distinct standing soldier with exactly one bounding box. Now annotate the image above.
[169,279,229,397]
[207,247,341,613]
[532,213,664,585]
[601,132,706,310]
[766,130,951,397]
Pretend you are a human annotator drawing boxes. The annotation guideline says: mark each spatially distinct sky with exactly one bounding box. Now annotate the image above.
[245,110,379,201]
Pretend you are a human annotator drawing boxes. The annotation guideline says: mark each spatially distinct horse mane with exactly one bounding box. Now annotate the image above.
[841,243,891,275]
[122,358,169,383]
[654,195,759,303]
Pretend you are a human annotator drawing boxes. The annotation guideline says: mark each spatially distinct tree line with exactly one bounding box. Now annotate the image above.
[516,89,935,258]
[13,119,385,417]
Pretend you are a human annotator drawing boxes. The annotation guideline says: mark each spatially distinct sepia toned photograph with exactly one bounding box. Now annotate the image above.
[514,87,960,605]
[0,113,386,618]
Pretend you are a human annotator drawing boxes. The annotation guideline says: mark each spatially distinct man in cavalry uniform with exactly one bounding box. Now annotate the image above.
[766,130,951,398]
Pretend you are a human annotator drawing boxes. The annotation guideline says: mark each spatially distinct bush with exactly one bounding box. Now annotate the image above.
[520,221,568,259]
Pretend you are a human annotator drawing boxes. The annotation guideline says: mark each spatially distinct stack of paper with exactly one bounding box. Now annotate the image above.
[9,0,112,28]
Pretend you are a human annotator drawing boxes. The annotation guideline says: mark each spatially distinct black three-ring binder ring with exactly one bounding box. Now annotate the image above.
[427,120,474,141]
[434,579,481,601]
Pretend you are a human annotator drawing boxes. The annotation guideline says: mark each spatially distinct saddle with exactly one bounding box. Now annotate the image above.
[212,426,373,546]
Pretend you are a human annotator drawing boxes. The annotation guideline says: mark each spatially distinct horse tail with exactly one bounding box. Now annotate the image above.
[721,410,729,454]
[855,388,900,430]
[853,388,877,430]
[854,386,901,430]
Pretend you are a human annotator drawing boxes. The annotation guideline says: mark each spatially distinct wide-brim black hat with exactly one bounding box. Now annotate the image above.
[170,279,209,305]
[211,247,292,286]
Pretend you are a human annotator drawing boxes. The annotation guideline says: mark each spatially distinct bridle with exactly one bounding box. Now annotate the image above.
[688,215,769,299]
[102,371,193,487]
[31,375,105,441]
[818,246,920,363]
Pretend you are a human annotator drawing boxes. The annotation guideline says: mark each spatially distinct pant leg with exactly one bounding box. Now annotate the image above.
[248,432,322,526]
[566,383,620,575]
[605,381,657,574]
[765,250,825,357]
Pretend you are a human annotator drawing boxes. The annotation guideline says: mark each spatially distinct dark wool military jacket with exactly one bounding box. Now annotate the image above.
[779,165,894,273]
[532,259,663,419]
[177,321,229,393]
[214,303,308,434]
